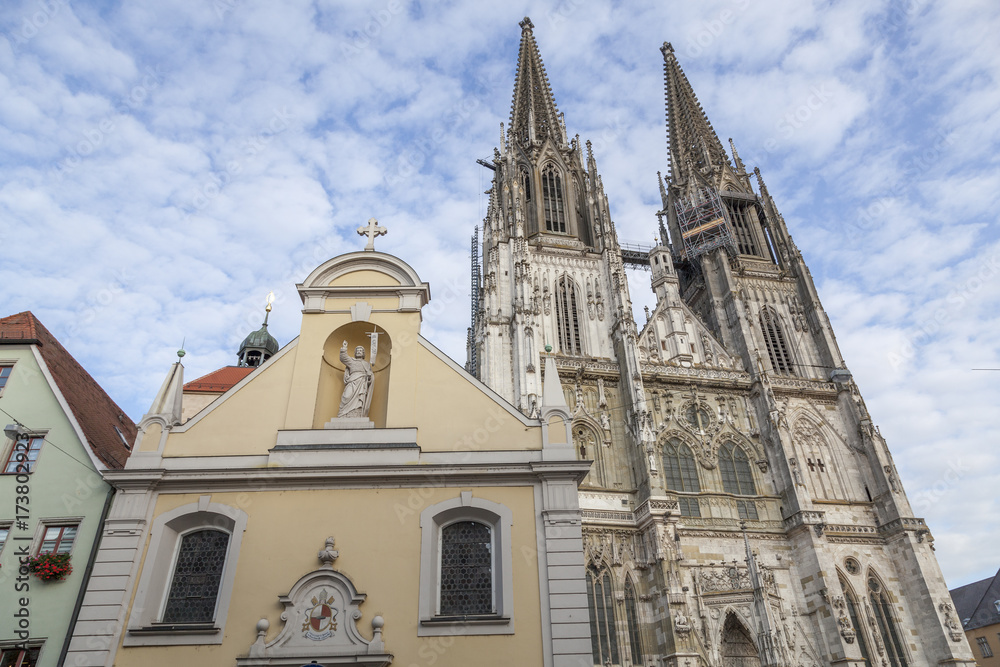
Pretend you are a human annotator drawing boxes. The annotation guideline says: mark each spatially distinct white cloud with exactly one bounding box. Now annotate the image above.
[1,0,997,589]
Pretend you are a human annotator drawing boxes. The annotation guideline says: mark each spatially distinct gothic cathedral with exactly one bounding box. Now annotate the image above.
[469,18,973,667]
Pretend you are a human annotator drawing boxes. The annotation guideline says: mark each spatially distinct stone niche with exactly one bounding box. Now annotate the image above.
[314,322,391,429]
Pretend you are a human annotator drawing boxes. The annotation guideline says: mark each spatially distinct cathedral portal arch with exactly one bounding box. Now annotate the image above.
[720,611,762,667]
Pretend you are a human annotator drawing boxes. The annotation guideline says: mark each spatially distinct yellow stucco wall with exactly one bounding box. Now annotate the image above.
[115,486,542,667]
[163,304,541,457]
[165,345,297,457]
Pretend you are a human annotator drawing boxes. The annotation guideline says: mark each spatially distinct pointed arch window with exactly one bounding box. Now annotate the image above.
[555,275,583,355]
[760,307,795,376]
[840,578,872,665]
[624,577,643,664]
[725,198,764,257]
[868,576,909,667]
[542,164,566,233]
[520,165,537,236]
[719,441,758,520]
[662,437,701,517]
[586,568,619,666]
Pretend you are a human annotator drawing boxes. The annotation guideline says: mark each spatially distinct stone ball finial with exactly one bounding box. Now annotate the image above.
[256,618,269,633]
[372,615,385,629]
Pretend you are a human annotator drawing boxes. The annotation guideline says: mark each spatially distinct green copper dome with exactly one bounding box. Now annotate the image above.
[238,319,279,367]
[240,323,278,355]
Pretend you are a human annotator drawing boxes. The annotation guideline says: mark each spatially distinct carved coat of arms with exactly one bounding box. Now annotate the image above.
[302,589,338,641]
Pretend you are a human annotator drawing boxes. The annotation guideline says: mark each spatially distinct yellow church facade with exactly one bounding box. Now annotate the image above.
[65,243,593,667]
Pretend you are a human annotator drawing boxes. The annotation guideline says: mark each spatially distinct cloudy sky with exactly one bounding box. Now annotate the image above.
[2,0,998,587]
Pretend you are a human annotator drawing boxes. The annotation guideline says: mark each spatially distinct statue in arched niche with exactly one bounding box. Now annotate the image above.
[338,341,374,419]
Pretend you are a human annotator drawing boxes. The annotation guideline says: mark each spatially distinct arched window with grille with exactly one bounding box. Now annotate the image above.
[555,275,583,355]
[624,577,643,664]
[759,307,795,375]
[162,529,231,623]
[719,441,758,520]
[662,437,701,517]
[439,520,493,615]
[840,577,872,665]
[586,568,619,666]
[868,575,909,667]
[542,164,566,233]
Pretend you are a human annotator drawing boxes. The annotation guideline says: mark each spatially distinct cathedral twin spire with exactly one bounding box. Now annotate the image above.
[509,18,567,150]
[661,42,731,190]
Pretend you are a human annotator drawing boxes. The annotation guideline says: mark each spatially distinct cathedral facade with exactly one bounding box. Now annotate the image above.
[469,18,973,667]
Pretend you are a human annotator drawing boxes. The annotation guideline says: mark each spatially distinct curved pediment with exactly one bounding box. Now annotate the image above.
[301,251,425,290]
[238,537,392,667]
[296,251,430,314]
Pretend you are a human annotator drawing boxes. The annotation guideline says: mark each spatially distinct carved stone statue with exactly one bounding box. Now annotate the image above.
[338,341,374,418]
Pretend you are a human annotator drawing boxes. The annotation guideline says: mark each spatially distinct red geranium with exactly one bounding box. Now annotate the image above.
[28,553,72,581]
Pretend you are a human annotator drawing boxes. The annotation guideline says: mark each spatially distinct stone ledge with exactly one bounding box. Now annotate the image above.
[274,428,418,448]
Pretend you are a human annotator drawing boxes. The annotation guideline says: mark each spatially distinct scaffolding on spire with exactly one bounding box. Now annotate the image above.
[466,225,480,375]
[674,187,736,261]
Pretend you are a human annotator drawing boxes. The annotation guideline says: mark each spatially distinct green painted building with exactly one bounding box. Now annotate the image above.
[0,312,134,667]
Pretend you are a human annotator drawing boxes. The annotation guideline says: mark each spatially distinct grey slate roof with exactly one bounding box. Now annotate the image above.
[952,568,1000,631]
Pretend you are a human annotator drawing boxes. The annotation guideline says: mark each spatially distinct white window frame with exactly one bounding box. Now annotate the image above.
[418,492,514,636]
[2,433,46,475]
[124,499,248,646]
[35,522,80,555]
[0,522,10,559]
[0,362,14,396]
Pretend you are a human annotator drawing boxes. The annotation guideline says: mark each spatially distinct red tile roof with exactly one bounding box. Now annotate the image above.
[183,366,254,393]
[0,311,137,469]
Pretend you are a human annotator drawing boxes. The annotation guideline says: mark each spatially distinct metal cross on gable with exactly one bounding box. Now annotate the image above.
[357,217,387,251]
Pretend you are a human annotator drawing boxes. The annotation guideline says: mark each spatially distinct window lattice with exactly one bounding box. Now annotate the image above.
[978,637,993,659]
[587,569,620,665]
[760,308,795,376]
[542,164,566,233]
[726,199,763,257]
[663,438,700,492]
[162,529,230,623]
[663,438,701,517]
[719,442,758,520]
[624,578,643,663]
[843,585,872,664]
[440,521,493,615]
[869,576,909,667]
[555,275,582,355]
[520,166,537,236]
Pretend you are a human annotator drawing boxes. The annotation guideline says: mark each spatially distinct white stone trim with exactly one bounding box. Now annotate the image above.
[296,251,430,313]
[123,499,248,646]
[418,494,515,636]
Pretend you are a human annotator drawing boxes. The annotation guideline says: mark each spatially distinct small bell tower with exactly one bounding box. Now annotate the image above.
[238,293,280,368]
